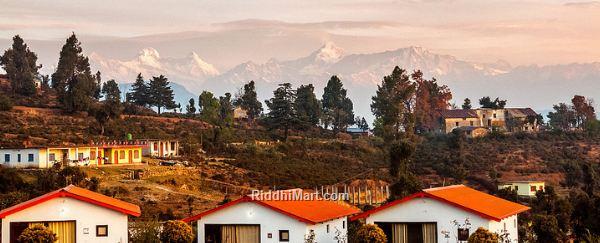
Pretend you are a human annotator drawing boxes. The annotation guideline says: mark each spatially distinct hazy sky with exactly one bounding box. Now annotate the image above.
[1,0,600,65]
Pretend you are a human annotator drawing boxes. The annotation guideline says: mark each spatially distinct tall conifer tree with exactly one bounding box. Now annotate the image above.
[0,35,40,95]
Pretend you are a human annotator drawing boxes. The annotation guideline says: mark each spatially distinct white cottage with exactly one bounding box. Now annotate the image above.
[0,185,141,243]
[183,190,360,243]
[351,185,529,243]
[140,139,180,157]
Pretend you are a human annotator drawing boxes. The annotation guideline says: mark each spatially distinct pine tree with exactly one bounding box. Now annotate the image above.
[322,76,354,134]
[265,83,298,140]
[147,75,176,114]
[371,66,416,141]
[355,116,369,131]
[219,93,234,126]
[235,80,263,120]
[198,91,220,124]
[93,71,102,100]
[127,73,149,106]
[479,96,507,109]
[462,98,472,109]
[186,98,196,116]
[51,33,97,112]
[91,79,122,135]
[295,84,321,128]
[0,35,40,95]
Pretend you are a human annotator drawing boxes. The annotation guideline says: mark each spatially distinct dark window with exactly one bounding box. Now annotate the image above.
[49,153,56,161]
[470,121,474,126]
[4,154,9,162]
[455,122,459,126]
[279,230,289,242]
[28,154,34,162]
[530,186,536,192]
[96,225,108,237]
[119,151,125,159]
[17,154,21,162]
[327,224,330,233]
[493,113,497,118]
[78,153,84,159]
[343,221,346,229]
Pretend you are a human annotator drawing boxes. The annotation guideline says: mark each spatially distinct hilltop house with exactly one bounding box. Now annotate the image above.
[183,189,360,243]
[233,107,249,120]
[140,139,180,158]
[441,108,539,134]
[351,185,529,243]
[0,185,141,243]
[0,142,146,168]
[498,181,545,197]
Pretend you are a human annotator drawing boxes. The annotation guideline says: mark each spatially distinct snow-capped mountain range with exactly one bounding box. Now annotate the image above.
[88,42,600,120]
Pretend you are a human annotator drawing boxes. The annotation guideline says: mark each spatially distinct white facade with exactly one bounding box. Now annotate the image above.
[1,197,130,243]
[499,181,545,197]
[364,197,519,243]
[195,201,348,243]
[1,148,45,168]
[141,140,179,157]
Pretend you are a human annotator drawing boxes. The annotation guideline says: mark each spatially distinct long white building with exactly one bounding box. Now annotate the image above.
[0,185,141,243]
[183,190,359,243]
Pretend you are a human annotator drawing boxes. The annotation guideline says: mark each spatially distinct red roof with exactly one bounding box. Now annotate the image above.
[182,192,360,224]
[0,185,141,218]
[351,185,529,222]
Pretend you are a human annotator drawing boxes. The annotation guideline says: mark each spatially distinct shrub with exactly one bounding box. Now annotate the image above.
[355,224,387,243]
[160,220,194,243]
[17,225,57,243]
[130,220,161,243]
[0,94,13,111]
[468,227,499,243]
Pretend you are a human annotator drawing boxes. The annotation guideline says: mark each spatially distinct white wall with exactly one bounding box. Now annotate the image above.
[0,149,42,168]
[1,197,130,243]
[365,197,496,242]
[489,214,519,242]
[307,217,347,243]
[196,201,347,243]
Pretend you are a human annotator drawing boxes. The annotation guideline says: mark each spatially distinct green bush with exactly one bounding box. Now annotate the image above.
[17,225,57,243]
[355,224,387,243]
[160,220,194,243]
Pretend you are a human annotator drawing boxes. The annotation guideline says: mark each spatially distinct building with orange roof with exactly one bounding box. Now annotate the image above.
[0,185,141,243]
[351,185,529,243]
[182,189,360,243]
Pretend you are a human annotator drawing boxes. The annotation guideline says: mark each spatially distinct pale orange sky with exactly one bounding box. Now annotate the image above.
[1,0,600,66]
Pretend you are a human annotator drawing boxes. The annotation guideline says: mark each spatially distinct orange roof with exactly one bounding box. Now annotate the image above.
[182,191,360,224]
[352,185,529,222]
[0,185,141,218]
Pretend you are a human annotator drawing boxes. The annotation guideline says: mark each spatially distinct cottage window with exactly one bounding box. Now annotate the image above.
[279,230,290,242]
[28,154,34,162]
[493,113,497,118]
[90,151,96,159]
[17,154,21,162]
[327,224,330,233]
[514,218,517,228]
[4,154,9,163]
[514,185,518,190]
[470,121,474,126]
[343,220,346,229]
[96,225,108,237]
[119,151,125,159]
[455,122,459,127]
[134,150,140,159]
[530,186,536,192]
[49,153,56,161]
[539,185,544,191]
[78,153,84,160]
